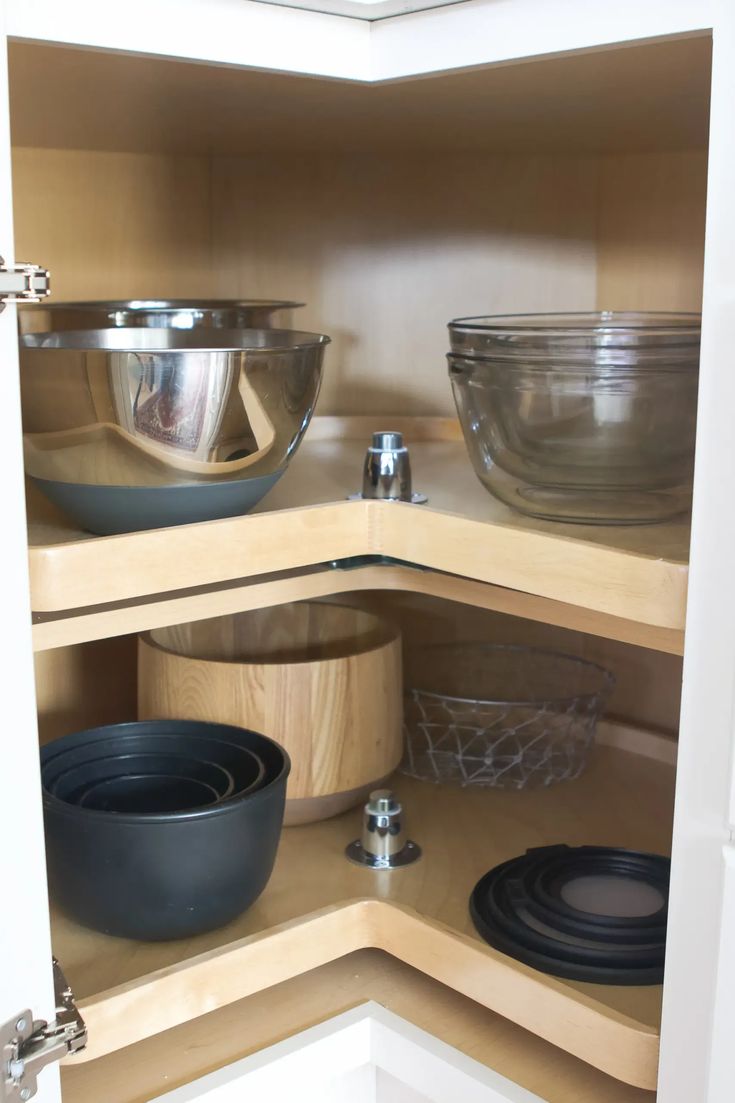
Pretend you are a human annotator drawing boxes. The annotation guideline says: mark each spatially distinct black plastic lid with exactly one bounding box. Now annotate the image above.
[469,845,670,985]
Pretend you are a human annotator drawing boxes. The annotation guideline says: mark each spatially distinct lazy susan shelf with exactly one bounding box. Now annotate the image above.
[28,418,689,652]
[52,743,675,1090]
[62,951,654,1103]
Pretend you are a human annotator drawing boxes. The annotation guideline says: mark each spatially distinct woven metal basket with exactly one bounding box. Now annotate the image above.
[402,644,614,789]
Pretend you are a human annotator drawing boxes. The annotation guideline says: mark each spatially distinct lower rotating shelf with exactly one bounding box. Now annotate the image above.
[62,950,653,1103]
[51,743,675,1089]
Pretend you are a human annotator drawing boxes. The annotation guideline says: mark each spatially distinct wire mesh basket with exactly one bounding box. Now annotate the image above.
[402,644,615,789]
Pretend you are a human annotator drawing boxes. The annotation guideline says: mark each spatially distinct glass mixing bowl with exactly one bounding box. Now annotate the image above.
[448,311,700,524]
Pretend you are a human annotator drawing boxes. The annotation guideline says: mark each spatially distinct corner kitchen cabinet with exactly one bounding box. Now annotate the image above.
[2,0,735,1100]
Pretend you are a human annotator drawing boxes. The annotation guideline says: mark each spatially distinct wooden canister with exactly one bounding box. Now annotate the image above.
[138,602,403,825]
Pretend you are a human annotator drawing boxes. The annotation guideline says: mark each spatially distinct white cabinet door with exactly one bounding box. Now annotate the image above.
[656,3,735,1101]
[150,1004,548,1103]
[0,2,59,1100]
[705,846,735,1103]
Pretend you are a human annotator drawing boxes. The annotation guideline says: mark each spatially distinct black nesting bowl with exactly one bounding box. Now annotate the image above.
[40,720,290,940]
[48,751,243,805]
[77,774,221,813]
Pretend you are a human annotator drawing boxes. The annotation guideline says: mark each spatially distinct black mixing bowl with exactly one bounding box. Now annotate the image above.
[47,751,241,805]
[40,720,290,940]
[77,773,221,813]
[43,731,266,803]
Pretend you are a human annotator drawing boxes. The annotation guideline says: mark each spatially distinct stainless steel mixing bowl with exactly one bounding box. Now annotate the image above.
[20,326,329,534]
[18,298,304,334]
[448,311,700,524]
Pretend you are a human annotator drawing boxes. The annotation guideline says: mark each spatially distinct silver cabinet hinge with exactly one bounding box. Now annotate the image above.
[0,258,50,306]
[1,959,87,1101]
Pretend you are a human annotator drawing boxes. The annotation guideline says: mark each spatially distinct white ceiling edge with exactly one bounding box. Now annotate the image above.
[150,1002,549,1102]
[6,0,373,82]
[248,0,470,21]
[6,0,716,84]
[371,0,716,81]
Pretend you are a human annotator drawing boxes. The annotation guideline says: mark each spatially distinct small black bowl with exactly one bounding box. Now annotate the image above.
[41,720,290,940]
[48,752,240,805]
[77,773,220,813]
[42,732,266,802]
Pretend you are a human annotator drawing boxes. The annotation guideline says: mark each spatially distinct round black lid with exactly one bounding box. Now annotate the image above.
[470,845,670,985]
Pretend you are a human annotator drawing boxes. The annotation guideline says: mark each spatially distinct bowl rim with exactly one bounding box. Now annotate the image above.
[40,719,290,823]
[142,601,401,667]
[20,325,330,353]
[448,310,702,335]
[405,642,615,707]
[20,298,306,311]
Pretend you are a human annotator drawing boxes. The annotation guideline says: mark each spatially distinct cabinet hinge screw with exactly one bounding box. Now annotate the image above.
[1,959,86,1102]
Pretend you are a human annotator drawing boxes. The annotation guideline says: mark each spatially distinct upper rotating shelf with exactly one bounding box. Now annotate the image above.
[27,418,689,650]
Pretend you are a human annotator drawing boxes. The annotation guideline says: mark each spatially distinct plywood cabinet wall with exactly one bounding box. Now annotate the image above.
[13,145,705,417]
[14,51,704,745]
[596,149,707,312]
[33,590,683,749]
[13,149,214,301]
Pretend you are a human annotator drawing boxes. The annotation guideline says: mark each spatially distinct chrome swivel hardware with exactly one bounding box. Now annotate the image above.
[346,789,422,869]
[349,431,427,504]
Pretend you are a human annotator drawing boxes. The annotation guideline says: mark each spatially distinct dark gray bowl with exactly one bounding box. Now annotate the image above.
[42,731,265,801]
[48,752,239,804]
[77,774,220,813]
[32,470,283,535]
[40,720,290,940]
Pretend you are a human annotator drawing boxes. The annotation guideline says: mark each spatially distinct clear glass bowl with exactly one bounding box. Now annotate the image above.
[402,643,614,789]
[448,311,701,524]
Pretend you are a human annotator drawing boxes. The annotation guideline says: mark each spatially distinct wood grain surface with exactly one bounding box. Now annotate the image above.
[139,603,403,820]
[50,747,675,1087]
[61,950,654,1103]
[26,425,690,639]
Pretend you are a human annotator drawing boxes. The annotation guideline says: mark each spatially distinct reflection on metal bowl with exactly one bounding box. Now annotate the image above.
[18,298,304,334]
[20,327,329,534]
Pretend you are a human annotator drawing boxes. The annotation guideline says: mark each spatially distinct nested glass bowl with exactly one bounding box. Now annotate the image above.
[402,643,614,789]
[448,311,701,524]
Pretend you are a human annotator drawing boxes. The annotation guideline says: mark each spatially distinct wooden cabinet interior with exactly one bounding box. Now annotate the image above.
[9,40,708,418]
[12,39,705,645]
[34,594,681,749]
[32,594,676,1088]
[13,29,704,1092]
[61,950,655,1103]
[11,147,706,418]
[48,751,673,1085]
[26,422,690,643]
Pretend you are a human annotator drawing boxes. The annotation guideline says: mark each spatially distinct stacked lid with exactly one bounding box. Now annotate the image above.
[470,844,670,985]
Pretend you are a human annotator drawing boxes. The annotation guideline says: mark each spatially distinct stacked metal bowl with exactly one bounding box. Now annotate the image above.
[41,719,290,940]
[19,299,330,534]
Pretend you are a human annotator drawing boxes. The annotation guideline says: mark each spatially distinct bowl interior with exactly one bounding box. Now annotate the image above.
[48,752,239,802]
[77,773,220,814]
[41,723,286,812]
[405,644,614,706]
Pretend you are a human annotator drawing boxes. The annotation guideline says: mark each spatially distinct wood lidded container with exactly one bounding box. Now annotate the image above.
[138,602,403,825]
